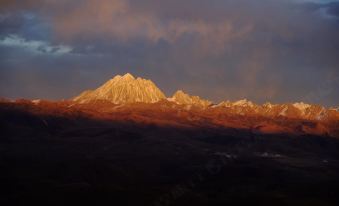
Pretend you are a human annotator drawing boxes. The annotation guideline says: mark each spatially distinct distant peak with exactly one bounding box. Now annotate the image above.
[174,90,187,96]
[233,99,254,107]
[172,90,212,108]
[293,102,311,111]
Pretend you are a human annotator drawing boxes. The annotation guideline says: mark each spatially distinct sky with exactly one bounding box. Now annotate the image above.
[0,0,338,106]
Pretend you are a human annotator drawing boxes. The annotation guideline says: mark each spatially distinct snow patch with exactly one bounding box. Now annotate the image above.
[293,102,311,111]
[232,99,254,107]
[32,99,41,105]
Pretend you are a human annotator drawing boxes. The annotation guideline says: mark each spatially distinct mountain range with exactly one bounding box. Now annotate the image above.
[1,73,338,137]
[2,73,339,206]
[72,73,339,122]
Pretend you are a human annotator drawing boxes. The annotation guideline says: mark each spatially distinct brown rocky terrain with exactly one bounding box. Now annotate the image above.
[1,99,339,206]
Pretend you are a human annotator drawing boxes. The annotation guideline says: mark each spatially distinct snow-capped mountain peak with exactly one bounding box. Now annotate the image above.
[233,99,255,107]
[171,90,212,108]
[293,102,311,111]
[121,73,135,80]
[73,73,166,104]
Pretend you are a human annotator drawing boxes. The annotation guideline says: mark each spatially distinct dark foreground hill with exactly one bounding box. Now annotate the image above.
[1,100,339,206]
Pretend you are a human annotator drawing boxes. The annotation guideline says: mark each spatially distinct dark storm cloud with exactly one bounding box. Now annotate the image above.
[327,2,339,17]
[298,1,339,19]
[0,0,338,106]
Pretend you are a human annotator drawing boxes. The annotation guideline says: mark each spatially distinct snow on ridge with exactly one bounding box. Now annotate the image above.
[32,99,41,105]
[232,99,255,107]
[293,102,311,111]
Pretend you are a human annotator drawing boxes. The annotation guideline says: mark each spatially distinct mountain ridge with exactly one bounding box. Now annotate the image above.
[71,73,339,122]
[168,90,212,108]
[2,98,339,138]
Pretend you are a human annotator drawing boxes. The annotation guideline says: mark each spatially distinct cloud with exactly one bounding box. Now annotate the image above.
[0,0,255,49]
[0,0,338,106]
[295,0,339,19]
[0,34,72,55]
[48,0,254,53]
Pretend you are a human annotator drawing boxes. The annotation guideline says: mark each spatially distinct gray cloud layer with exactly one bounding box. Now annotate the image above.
[0,0,338,106]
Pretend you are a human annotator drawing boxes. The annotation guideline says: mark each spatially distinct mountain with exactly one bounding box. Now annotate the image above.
[72,73,338,121]
[2,96,339,138]
[169,90,212,108]
[3,78,339,206]
[3,97,339,206]
[214,100,338,121]
[216,99,257,109]
[73,73,166,104]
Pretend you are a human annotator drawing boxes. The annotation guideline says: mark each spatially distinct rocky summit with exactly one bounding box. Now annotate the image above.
[73,73,166,104]
[169,90,212,108]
